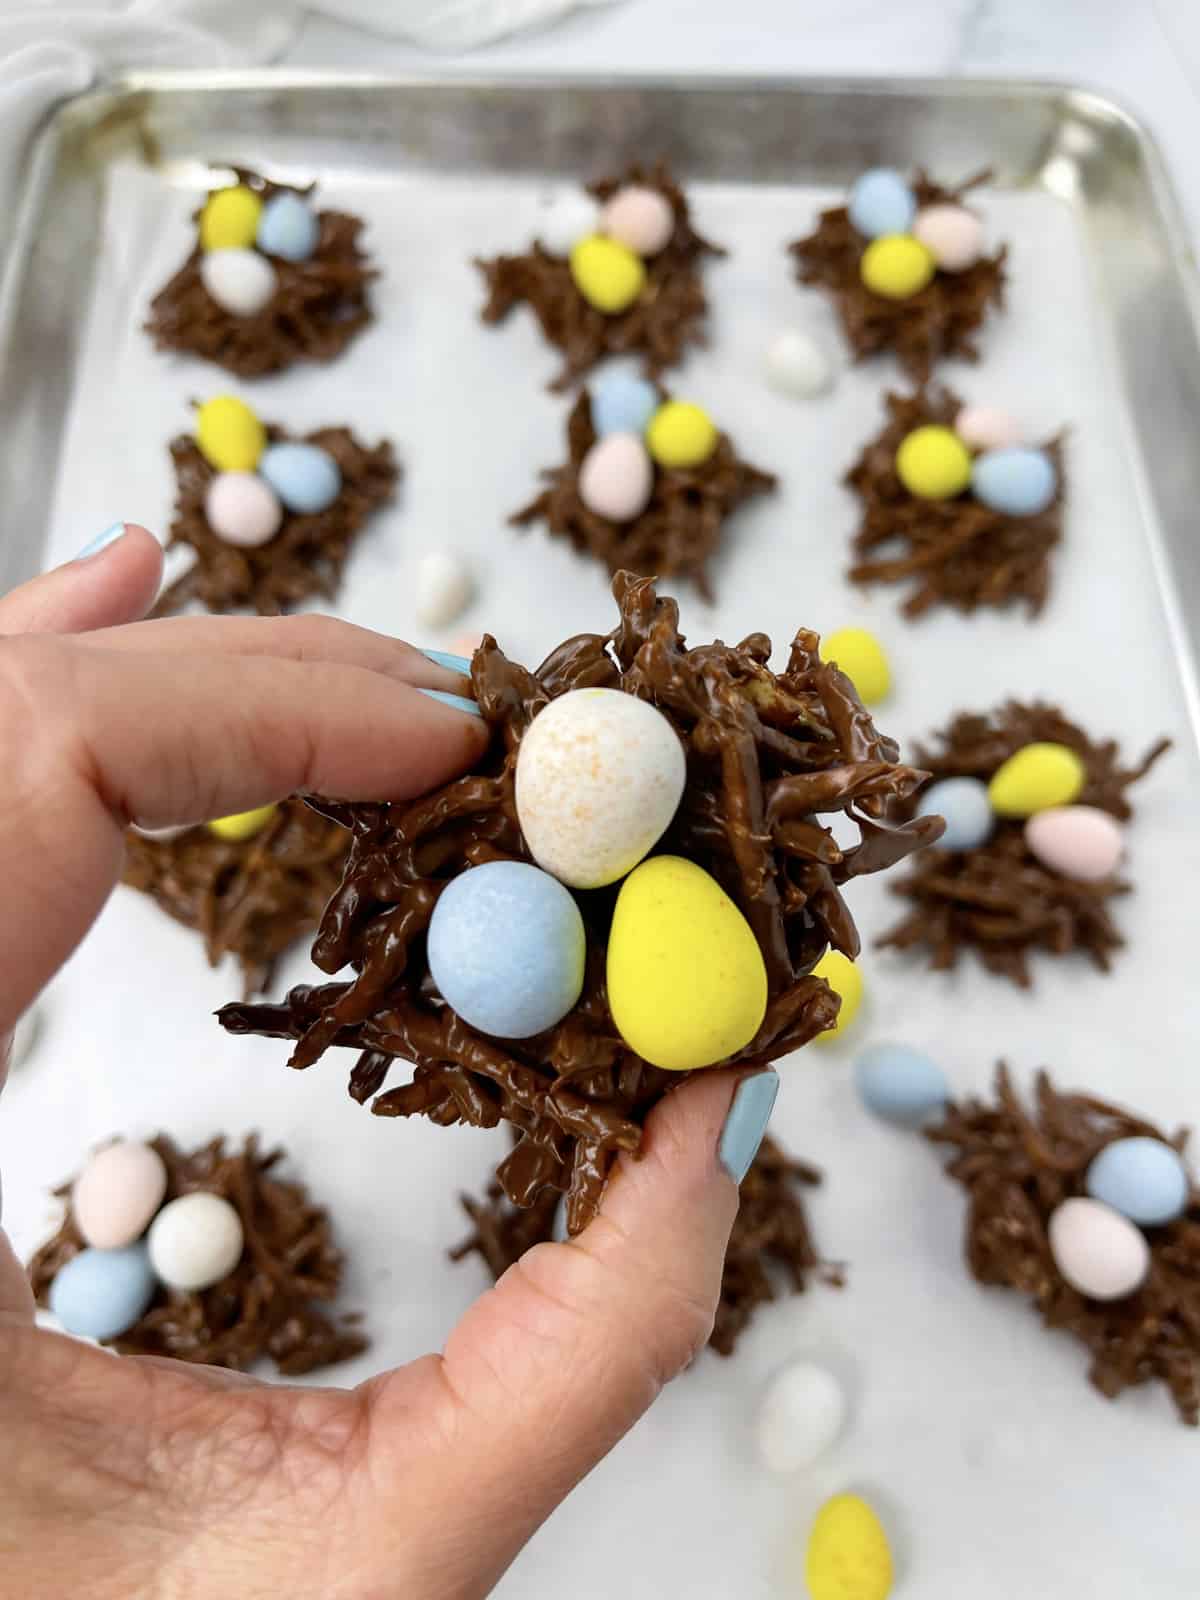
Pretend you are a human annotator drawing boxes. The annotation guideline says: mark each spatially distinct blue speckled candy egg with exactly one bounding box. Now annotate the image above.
[1086,1137,1189,1227]
[855,1042,949,1127]
[427,860,586,1038]
[258,442,342,515]
[847,169,917,240]
[256,192,320,262]
[917,776,994,852]
[49,1243,157,1342]
[591,372,659,438]
[971,447,1058,518]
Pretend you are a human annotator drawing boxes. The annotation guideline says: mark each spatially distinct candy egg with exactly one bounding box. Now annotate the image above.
[415,550,474,627]
[1024,805,1123,882]
[195,396,266,473]
[895,424,972,500]
[819,628,891,705]
[258,442,342,516]
[199,185,263,252]
[199,248,278,317]
[855,1042,949,1127]
[204,471,284,548]
[954,405,1023,452]
[516,688,685,889]
[256,191,320,262]
[988,742,1085,818]
[847,169,917,239]
[600,184,675,256]
[810,949,863,1044]
[755,1360,846,1473]
[912,203,984,272]
[646,400,718,470]
[538,190,603,258]
[569,235,646,314]
[764,328,833,399]
[1086,1137,1189,1227]
[860,234,935,300]
[590,371,660,437]
[805,1493,894,1600]
[207,803,278,842]
[131,822,192,842]
[917,776,994,852]
[971,447,1058,518]
[148,1191,245,1292]
[72,1140,168,1250]
[49,1243,157,1342]
[578,433,654,522]
[1047,1196,1150,1301]
[607,856,768,1071]
[427,860,585,1038]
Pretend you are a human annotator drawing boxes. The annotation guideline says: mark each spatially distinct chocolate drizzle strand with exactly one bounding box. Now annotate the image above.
[219,571,942,1234]
[928,1064,1200,1425]
[846,385,1064,618]
[29,1134,366,1375]
[879,702,1169,985]
[789,172,1006,382]
[477,163,723,390]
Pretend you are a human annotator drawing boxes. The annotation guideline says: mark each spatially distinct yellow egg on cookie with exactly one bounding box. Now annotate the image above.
[195,396,267,473]
[646,401,719,469]
[569,235,646,314]
[199,185,264,252]
[895,425,972,500]
[820,628,891,705]
[805,1493,893,1600]
[811,949,863,1044]
[207,803,278,842]
[607,856,768,1071]
[988,742,1085,818]
[860,233,935,300]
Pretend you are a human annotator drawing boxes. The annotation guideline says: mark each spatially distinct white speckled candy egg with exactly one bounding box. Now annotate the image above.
[50,1244,157,1342]
[1048,1196,1150,1300]
[199,247,278,317]
[755,1360,846,1473]
[415,550,474,627]
[917,775,994,852]
[764,328,834,398]
[578,433,654,522]
[538,190,603,257]
[1024,805,1123,882]
[148,1191,245,1292]
[912,203,984,272]
[256,192,320,262]
[1086,1137,1189,1227]
[258,442,342,515]
[72,1140,169,1250]
[204,471,284,548]
[855,1041,949,1127]
[600,184,675,256]
[516,688,686,889]
[954,405,1023,452]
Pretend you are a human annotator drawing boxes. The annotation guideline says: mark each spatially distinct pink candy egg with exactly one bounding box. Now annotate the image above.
[1025,805,1124,882]
[72,1140,168,1250]
[578,433,655,522]
[601,185,675,258]
[954,405,1023,452]
[1048,1197,1150,1301]
[204,471,284,548]
[912,204,984,273]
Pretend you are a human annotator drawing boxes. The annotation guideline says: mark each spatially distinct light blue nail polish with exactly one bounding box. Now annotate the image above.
[719,1071,779,1184]
[74,523,126,561]
[417,688,484,720]
[421,649,473,675]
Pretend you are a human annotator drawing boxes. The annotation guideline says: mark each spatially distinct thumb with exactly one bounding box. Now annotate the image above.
[0,523,163,636]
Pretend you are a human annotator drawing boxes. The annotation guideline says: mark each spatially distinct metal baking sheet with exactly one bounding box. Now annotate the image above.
[2,76,1199,1597]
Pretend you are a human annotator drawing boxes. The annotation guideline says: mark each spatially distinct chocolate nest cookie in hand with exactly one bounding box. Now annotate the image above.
[477,163,723,390]
[219,572,942,1236]
[511,381,776,601]
[878,701,1169,986]
[123,798,350,998]
[790,169,1005,383]
[146,167,375,378]
[845,385,1065,618]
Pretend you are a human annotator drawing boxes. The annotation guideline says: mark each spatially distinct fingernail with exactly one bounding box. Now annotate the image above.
[421,649,473,675]
[719,1070,779,1184]
[417,688,484,720]
[74,522,126,561]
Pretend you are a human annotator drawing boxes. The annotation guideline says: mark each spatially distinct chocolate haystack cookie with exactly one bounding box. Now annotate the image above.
[452,1134,842,1356]
[29,1134,366,1375]
[846,385,1064,617]
[511,390,776,601]
[477,163,722,390]
[790,171,1005,382]
[879,702,1169,985]
[123,798,350,997]
[219,572,941,1235]
[146,168,374,378]
[153,422,397,618]
[928,1065,1200,1425]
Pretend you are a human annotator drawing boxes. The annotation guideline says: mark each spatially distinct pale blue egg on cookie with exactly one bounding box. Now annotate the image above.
[49,1242,157,1342]
[917,776,993,852]
[591,371,660,438]
[259,442,342,514]
[847,169,917,239]
[1086,1137,1189,1227]
[256,192,320,262]
[971,447,1058,518]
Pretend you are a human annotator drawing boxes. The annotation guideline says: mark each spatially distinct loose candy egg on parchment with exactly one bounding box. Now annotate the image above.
[415,550,474,628]
[578,433,654,522]
[855,1042,949,1128]
[199,248,278,317]
[1047,1196,1150,1301]
[258,442,342,515]
[537,190,603,258]
[1024,805,1123,882]
[755,1360,847,1473]
[600,184,675,256]
[917,776,993,852]
[256,192,320,262]
[805,1493,894,1600]
[1086,1137,1189,1227]
[72,1140,168,1250]
[204,471,284,548]
[148,1191,245,1292]
[49,1243,158,1342]
[764,328,835,399]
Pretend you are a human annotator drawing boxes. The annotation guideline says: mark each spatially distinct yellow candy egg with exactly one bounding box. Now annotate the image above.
[860,233,936,300]
[645,401,719,470]
[805,1493,894,1600]
[988,741,1085,818]
[819,628,891,706]
[206,803,278,842]
[607,856,768,1071]
[811,949,863,1044]
[569,234,646,314]
[195,396,267,473]
[895,425,972,500]
[199,185,264,252]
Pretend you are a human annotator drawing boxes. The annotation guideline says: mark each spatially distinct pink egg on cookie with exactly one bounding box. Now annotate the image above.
[601,185,676,257]
[72,1140,168,1250]
[204,471,284,548]
[913,203,984,273]
[954,405,1024,452]
[1025,805,1124,882]
[578,433,655,522]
